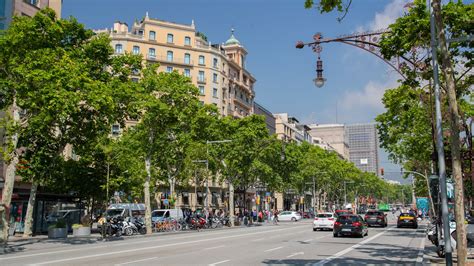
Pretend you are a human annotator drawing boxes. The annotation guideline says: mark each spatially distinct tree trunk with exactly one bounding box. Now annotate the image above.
[144,156,152,235]
[0,95,20,244]
[229,182,234,227]
[22,180,38,237]
[432,1,467,264]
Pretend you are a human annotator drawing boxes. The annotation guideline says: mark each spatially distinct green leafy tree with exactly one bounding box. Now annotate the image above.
[0,9,141,241]
[378,1,473,260]
[114,67,201,234]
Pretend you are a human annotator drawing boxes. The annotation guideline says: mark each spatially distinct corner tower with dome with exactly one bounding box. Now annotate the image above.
[96,15,256,118]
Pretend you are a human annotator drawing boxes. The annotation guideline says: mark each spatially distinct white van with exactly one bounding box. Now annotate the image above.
[151,209,183,222]
[106,203,145,218]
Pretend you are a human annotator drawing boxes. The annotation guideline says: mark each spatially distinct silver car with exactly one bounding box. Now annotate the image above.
[278,211,302,222]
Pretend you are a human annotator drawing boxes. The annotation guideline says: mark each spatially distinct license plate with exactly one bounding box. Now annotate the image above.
[342,229,351,232]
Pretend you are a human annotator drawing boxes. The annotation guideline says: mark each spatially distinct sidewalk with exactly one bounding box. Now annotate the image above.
[423,236,474,265]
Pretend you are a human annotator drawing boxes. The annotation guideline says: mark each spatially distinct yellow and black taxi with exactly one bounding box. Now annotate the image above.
[397,212,418,229]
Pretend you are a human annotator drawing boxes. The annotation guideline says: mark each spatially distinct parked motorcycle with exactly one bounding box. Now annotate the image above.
[104,216,124,237]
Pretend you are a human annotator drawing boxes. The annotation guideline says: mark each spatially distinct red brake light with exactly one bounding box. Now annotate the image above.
[378,216,384,219]
[314,218,319,220]
[352,222,362,227]
[328,218,334,221]
[334,221,341,226]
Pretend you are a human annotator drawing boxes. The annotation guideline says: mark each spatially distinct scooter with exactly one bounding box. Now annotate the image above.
[122,219,138,236]
[105,216,124,237]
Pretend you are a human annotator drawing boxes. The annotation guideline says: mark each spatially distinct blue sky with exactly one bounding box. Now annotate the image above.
[62,0,412,182]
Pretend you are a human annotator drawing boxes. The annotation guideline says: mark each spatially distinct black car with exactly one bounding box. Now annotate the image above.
[364,210,388,227]
[333,214,368,238]
[397,213,418,228]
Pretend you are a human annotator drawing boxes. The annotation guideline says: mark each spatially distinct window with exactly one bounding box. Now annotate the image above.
[198,86,205,95]
[148,48,156,58]
[167,51,173,62]
[184,36,191,46]
[0,0,5,17]
[167,33,174,43]
[213,73,218,83]
[213,58,218,68]
[111,124,120,135]
[115,44,123,54]
[184,69,190,77]
[184,53,191,64]
[138,30,144,36]
[198,71,205,82]
[149,31,156,41]
[166,66,173,73]
[198,55,205,65]
[24,0,38,6]
[213,88,218,98]
[132,46,140,55]
[182,192,189,205]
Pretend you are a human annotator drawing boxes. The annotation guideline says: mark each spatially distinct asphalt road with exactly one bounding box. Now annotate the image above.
[1,214,426,265]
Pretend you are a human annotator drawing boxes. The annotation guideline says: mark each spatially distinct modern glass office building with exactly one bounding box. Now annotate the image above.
[345,123,380,175]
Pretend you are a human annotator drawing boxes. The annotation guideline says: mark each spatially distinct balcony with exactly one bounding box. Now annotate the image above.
[197,77,207,84]
[146,55,194,66]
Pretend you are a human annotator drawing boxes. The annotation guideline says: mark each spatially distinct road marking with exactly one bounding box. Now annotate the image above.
[286,252,304,258]
[204,245,225,250]
[115,256,158,266]
[416,232,426,264]
[1,224,309,261]
[30,226,307,265]
[264,246,283,252]
[314,227,395,265]
[303,239,313,242]
[251,237,265,242]
[208,259,230,266]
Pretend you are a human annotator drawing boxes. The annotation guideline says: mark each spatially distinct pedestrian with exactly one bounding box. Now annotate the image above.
[258,210,263,223]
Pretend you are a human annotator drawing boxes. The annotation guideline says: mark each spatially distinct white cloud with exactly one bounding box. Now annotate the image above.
[360,0,411,31]
[322,77,398,124]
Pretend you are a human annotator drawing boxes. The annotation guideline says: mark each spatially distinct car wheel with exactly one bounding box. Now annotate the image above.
[291,217,296,222]
[313,228,317,231]
[333,233,338,237]
[358,233,364,238]
[124,227,133,236]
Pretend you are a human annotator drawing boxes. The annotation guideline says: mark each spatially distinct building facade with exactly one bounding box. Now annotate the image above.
[307,124,349,160]
[345,123,379,175]
[0,0,62,30]
[97,14,256,118]
[253,102,275,135]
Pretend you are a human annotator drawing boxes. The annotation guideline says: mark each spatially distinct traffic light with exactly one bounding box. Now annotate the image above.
[381,168,384,176]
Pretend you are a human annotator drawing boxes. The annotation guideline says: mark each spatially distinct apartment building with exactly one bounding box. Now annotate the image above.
[253,102,276,135]
[97,13,256,118]
[307,124,350,160]
[0,0,62,30]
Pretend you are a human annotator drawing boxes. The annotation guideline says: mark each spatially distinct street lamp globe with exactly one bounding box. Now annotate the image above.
[313,77,325,88]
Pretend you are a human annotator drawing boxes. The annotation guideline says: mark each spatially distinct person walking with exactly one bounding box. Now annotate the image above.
[273,210,279,225]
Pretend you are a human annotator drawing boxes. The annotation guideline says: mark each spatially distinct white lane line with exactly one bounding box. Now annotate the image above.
[208,259,230,266]
[115,256,158,266]
[416,232,426,264]
[31,226,307,265]
[251,237,265,242]
[264,246,283,252]
[314,227,395,265]
[1,224,309,261]
[286,252,304,258]
[303,239,313,242]
[204,245,225,250]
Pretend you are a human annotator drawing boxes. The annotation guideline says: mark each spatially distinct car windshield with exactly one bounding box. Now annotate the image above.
[317,214,333,218]
[153,211,166,217]
[106,209,123,216]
